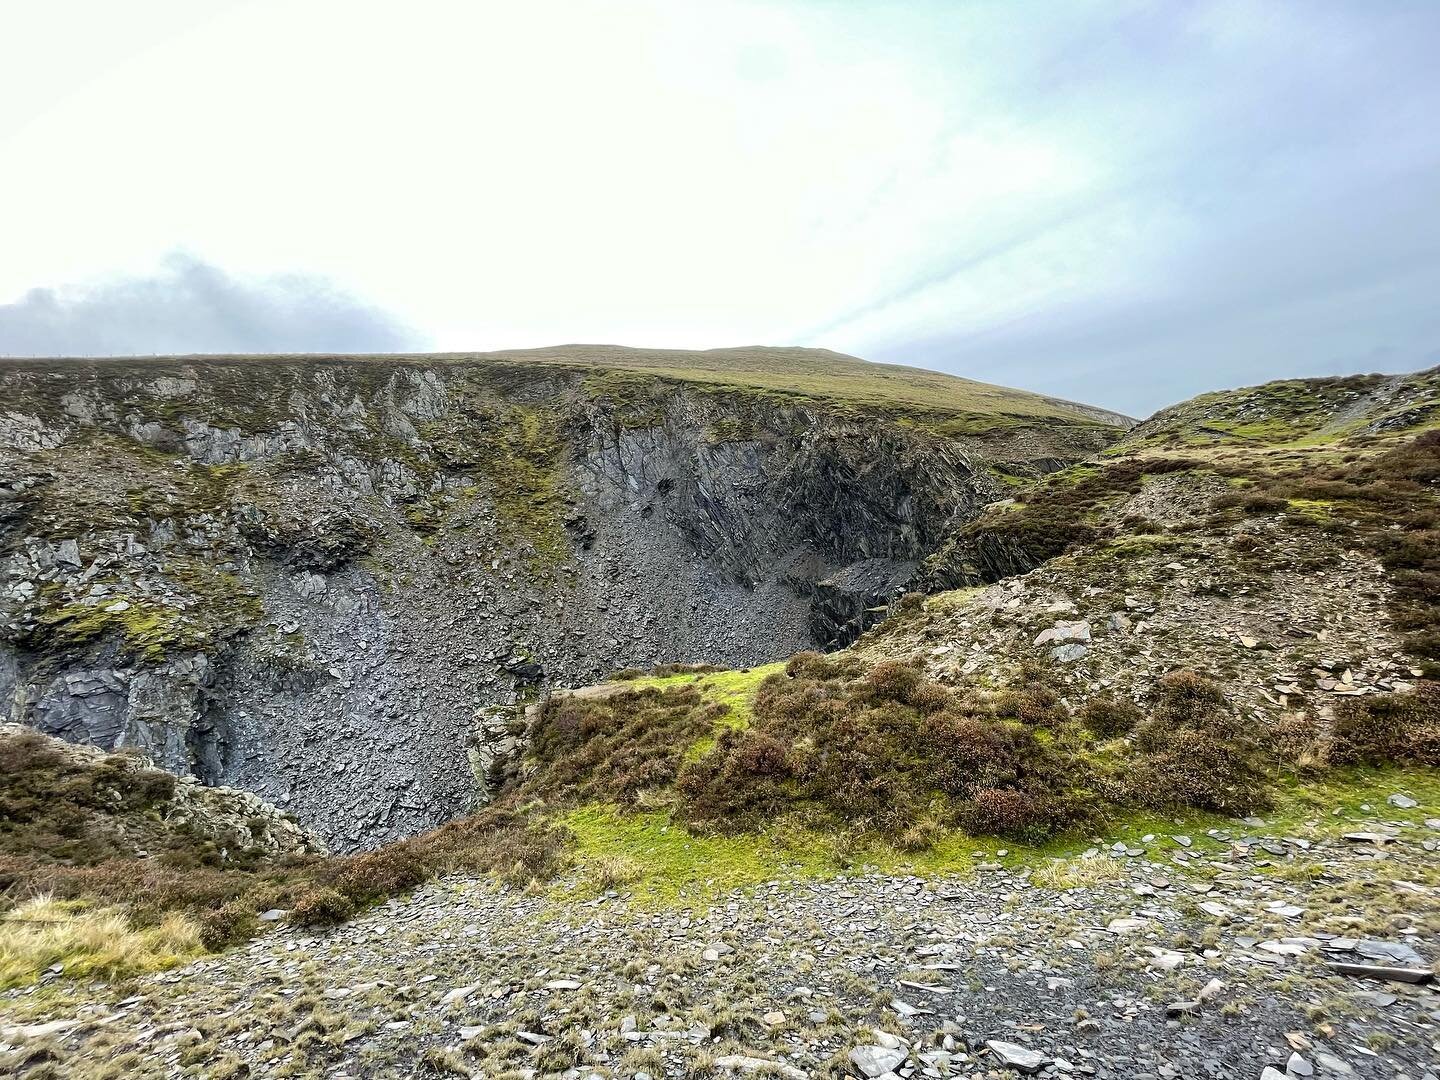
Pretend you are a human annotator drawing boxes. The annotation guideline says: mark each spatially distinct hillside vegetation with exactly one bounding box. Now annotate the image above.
[2,368,1437,983]
[4,366,1440,1080]
[13,345,1132,433]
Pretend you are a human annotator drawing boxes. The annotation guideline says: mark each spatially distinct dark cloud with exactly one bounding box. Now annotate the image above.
[0,255,421,357]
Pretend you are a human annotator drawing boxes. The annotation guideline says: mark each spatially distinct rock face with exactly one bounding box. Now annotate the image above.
[0,352,1117,848]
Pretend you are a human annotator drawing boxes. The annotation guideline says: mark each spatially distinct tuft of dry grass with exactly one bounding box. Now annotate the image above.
[0,895,201,988]
[587,853,644,890]
[1029,854,1128,890]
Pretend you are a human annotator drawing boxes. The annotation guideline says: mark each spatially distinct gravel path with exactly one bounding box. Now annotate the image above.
[4,812,1438,1079]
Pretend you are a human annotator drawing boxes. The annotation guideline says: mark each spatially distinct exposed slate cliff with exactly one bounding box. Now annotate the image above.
[0,352,1120,848]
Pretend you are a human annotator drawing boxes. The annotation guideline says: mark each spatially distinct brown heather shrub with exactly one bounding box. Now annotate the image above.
[1149,669,1238,731]
[332,842,430,902]
[527,685,725,806]
[1268,712,1328,771]
[996,684,1068,728]
[199,901,258,950]
[859,660,924,704]
[1127,730,1266,816]
[1128,671,1266,815]
[680,658,1095,837]
[784,650,838,679]
[648,662,726,677]
[1121,513,1160,534]
[906,680,955,714]
[895,591,926,616]
[290,886,355,926]
[1330,683,1439,767]
[1078,695,1141,738]
[0,731,178,865]
[896,818,945,852]
[1211,492,1287,514]
[956,457,1195,570]
[963,788,1050,840]
[676,729,793,823]
[923,712,1027,797]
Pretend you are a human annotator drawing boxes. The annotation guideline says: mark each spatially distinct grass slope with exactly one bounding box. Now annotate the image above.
[1126,366,1440,449]
[3,345,1131,432]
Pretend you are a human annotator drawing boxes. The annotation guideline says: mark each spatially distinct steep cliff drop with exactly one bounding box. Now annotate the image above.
[0,347,1127,848]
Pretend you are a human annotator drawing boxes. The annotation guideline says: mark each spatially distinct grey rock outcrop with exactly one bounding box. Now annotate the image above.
[0,353,1117,848]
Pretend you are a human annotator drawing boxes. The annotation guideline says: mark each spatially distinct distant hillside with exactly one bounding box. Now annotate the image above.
[1126,366,1440,449]
[4,344,1134,433]
[455,345,1136,429]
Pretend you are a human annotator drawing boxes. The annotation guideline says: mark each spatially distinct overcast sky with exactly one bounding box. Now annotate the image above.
[2,1,1438,416]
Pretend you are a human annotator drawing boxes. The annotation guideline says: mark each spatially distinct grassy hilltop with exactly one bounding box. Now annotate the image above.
[2,344,1133,436]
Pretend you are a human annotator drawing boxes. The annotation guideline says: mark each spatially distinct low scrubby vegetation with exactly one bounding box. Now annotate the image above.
[0,730,178,865]
[529,684,727,804]
[6,425,1436,982]
[1207,429,1440,675]
[922,457,1196,586]
[0,728,569,981]
[0,895,202,989]
[1330,681,1439,767]
[525,658,1299,845]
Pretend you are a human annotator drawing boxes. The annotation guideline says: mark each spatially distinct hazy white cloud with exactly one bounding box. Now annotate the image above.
[0,255,419,356]
[1,0,1436,413]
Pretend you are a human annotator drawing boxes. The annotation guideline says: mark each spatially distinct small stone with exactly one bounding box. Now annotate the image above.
[1386,793,1418,809]
[1349,990,1397,1007]
[1265,901,1305,919]
[0,1020,81,1040]
[440,984,479,1005]
[1355,939,1425,966]
[1258,940,1308,957]
[985,1040,1047,1073]
[849,1046,907,1077]
[715,1055,807,1080]
[1147,949,1185,971]
[1286,1053,1313,1077]
[1325,960,1432,984]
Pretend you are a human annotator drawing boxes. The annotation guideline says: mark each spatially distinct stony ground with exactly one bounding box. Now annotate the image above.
[4,796,1438,1080]
[859,474,1417,729]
